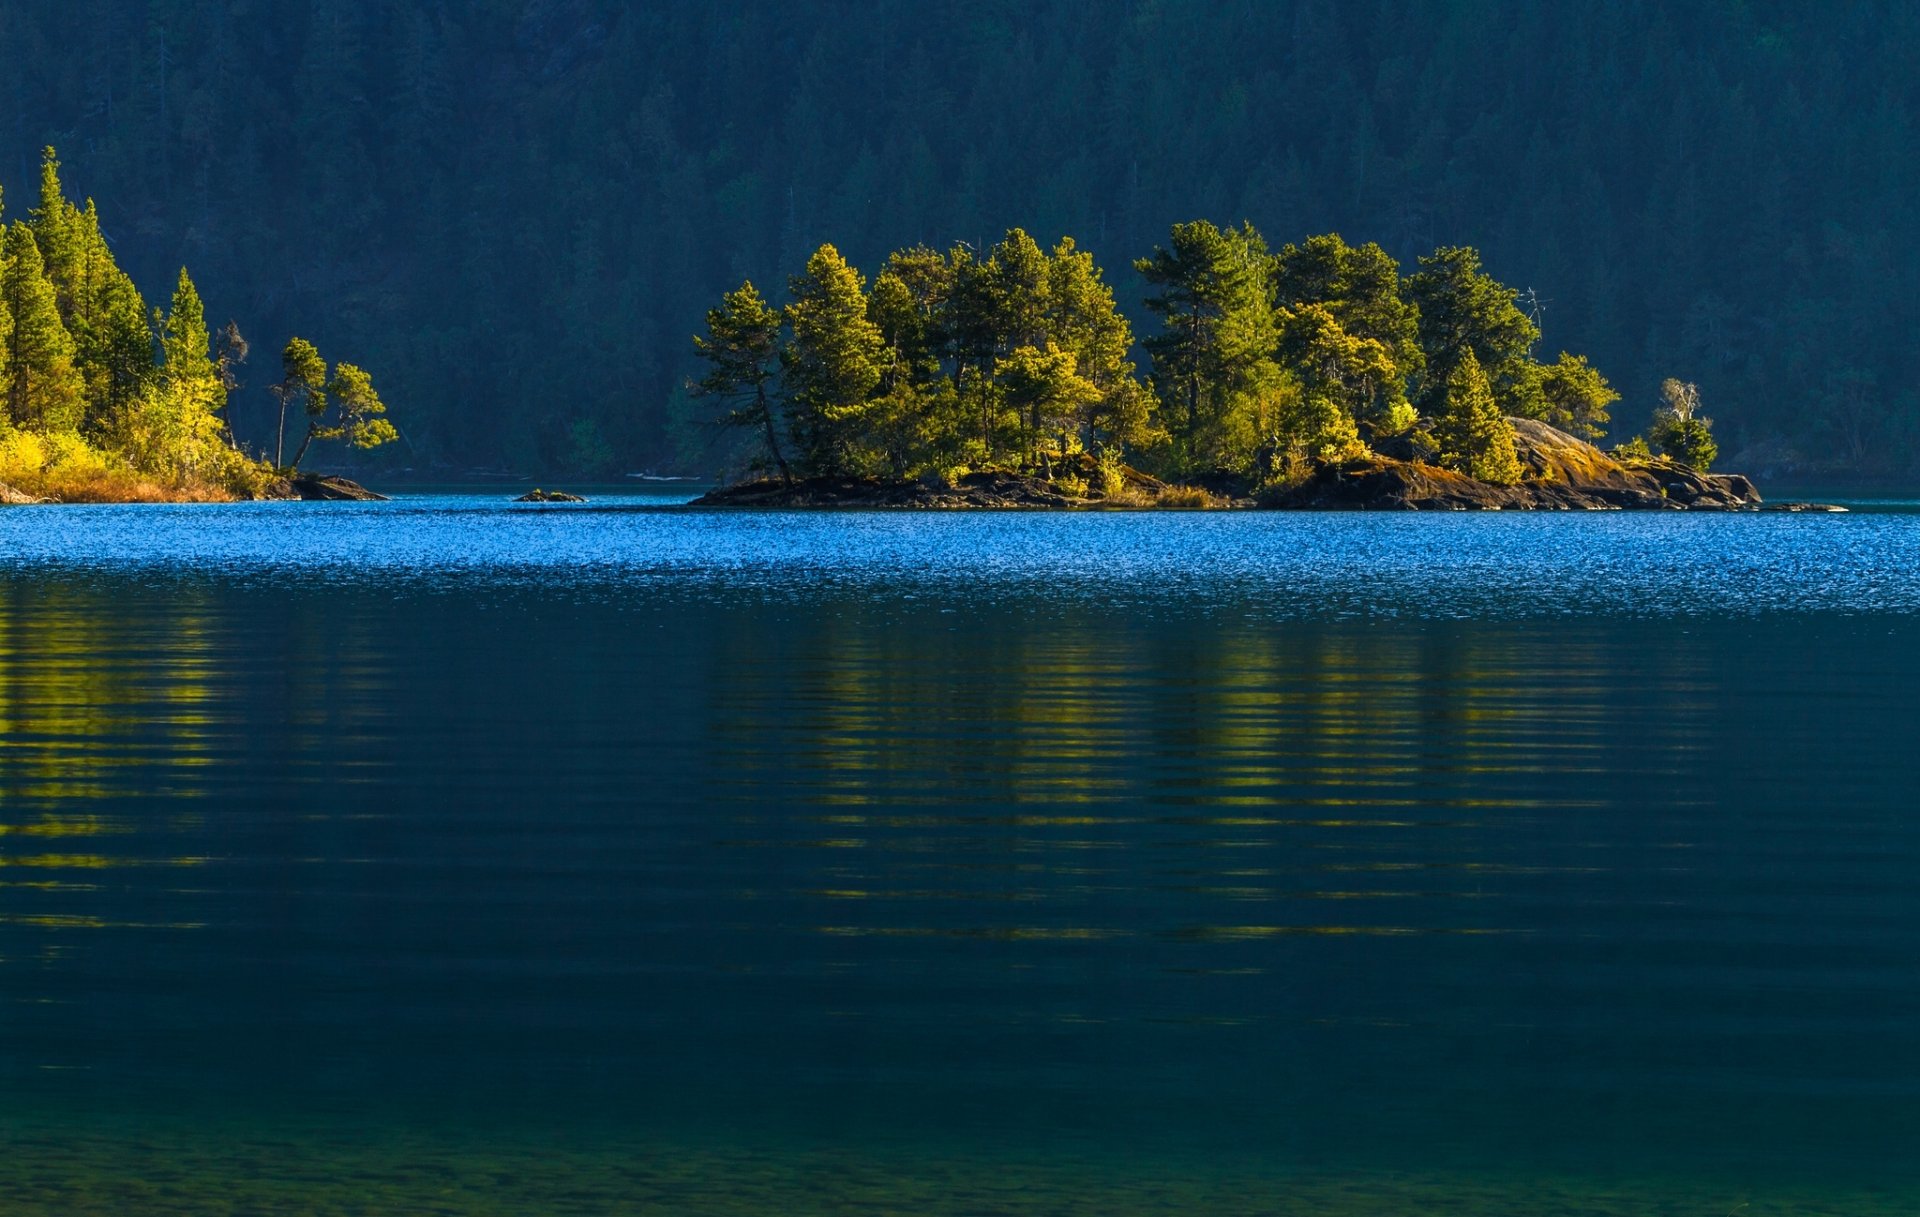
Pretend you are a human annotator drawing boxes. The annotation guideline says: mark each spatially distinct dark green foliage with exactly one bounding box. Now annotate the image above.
[1,4,1912,473]
[692,282,790,483]
[1135,220,1280,472]
[782,245,886,475]
[1409,247,1542,421]
[2,222,84,431]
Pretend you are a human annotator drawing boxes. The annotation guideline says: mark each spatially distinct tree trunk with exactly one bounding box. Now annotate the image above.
[757,385,792,486]
[289,421,317,472]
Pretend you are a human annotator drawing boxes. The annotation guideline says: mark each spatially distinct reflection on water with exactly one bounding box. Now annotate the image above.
[1,498,1918,1212]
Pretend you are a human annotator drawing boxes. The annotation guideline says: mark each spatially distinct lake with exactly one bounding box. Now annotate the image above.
[2,493,1917,1214]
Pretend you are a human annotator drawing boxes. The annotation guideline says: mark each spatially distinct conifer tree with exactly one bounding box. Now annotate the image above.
[693,281,791,484]
[1273,233,1423,401]
[1135,220,1280,472]
[782,244,884,476]
[2,223,85,431]
[28,148,82,320]
[274,337,328,467]
[154,269,224,461]
[996,341,1099,470]
[1433,349,1522,485]
[1277,302,1403,441]
[1409,247,1542,421]
[1537,352,1619,440]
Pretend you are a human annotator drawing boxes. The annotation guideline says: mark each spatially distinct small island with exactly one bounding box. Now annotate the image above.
[0,149,396,505]
[690,224,1780,511]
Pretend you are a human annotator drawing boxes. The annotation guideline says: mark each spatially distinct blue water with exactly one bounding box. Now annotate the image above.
[1,493,1917,1213]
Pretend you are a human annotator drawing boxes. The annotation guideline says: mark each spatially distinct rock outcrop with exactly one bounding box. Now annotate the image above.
[514,489,588,503]
[279,474,391,501]
[692,456,1187,509]
[691,421,1802,512]
[1268,419,1766,510]
[0,483,54,505]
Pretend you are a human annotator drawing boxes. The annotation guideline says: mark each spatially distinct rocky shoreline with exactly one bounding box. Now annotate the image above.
[693,419,1840,512]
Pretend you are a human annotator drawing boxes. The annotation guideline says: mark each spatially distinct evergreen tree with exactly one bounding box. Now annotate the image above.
[1135,220,1280,472]
[1433,349,1522,485]
[1046,236,1160,453]
[996,341,1099,469]
[28,148,82,320]
[781,244,884,476]
[1409,247,1542,421]
[153,268,224,462]
[1537,352,1619,440]
[2,223,85,432]
[692,281,791,484]
[1272,304,1388,458]
[1273,233,1423,406]
[274,337,328,468]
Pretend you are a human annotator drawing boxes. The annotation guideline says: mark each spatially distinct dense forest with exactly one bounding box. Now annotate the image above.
[694,226,1723,496]
[3,1,1912,478]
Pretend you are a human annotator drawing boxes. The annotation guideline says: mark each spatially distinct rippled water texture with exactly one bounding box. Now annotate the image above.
[2,494,1917,1213]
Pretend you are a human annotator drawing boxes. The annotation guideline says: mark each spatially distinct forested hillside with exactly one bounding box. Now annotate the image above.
[3,1,1911,477]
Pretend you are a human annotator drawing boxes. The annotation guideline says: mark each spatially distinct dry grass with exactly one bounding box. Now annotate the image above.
[3,467,243,504]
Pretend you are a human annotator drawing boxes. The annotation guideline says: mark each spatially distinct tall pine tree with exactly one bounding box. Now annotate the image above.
[2,223,85,432]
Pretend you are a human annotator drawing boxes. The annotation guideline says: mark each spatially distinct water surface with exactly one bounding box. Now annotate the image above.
[2,494,1916,1213]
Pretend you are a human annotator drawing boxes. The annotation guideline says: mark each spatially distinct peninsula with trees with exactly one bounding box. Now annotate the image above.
[692,224,1769,511]
[0,149,395,504]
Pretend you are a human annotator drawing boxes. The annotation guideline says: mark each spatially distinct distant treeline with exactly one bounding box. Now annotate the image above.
[2,3,1910,478]
[695,224,1715,490]
[0,149,392,499]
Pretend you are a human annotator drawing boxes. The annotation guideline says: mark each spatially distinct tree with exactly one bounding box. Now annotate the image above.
[996,341,1099,470]
[1433,349,1522,485]
[1272,233,1423,414]
[1135,220,1280,472]
[320,363,398,454]
[1650,377,1718,469]
[1046,236,1160,454]
[781,244,884,476]
[1536,352,1618,440]
[154,268,223,464]
[692,281,791,484]
[2,223,85,432]
[1408,246,1542,420]
[274,337,328,468]
[1276,302,1403,443]
[28,148,82,320]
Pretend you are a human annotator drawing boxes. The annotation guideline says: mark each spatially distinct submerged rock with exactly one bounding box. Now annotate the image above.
[1267,419,1766,511]
[514,489,588,503]
[287,474,391,501]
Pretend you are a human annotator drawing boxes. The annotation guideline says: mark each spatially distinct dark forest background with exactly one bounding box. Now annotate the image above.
[1,1,1911,478]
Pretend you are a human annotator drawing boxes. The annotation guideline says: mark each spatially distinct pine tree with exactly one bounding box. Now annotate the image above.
[1409,246,1542,421]
[782,244,884,476]
[1537,352,1619,440]
[2,223,85,432]
[1433,349,1522,485]
[151,268,223,465]
[275,337,328,468]
[692,281,791,484]
[1135,220,1280,472]
[29,148,83,321]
